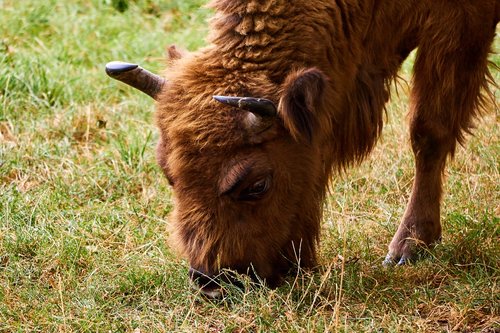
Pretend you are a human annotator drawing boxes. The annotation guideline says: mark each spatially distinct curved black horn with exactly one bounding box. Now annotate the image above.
[105,61,166,100]
[213,96,277,118]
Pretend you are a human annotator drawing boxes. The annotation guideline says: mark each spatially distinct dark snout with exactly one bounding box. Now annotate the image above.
[188,267,245,299]
[188,267,221,298]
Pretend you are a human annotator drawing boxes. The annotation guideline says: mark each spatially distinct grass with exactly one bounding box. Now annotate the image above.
[0,0,498,331]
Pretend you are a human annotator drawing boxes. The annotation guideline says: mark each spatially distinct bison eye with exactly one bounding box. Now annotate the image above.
[164,173,175,187]
[238,175,271,201]
[166,177,175,187]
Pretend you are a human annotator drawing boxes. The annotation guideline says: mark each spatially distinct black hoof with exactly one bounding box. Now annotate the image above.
[382,253,397,267]
[383,253,410,266]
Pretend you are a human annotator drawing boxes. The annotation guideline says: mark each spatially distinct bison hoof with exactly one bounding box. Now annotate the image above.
[382,253,413,267]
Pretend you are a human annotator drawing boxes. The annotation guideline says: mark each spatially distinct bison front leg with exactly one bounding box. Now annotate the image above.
[383,7,496,265]
[384,119,447,265]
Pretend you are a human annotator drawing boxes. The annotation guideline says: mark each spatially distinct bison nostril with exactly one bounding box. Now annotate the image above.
[188,268,220,288]
[188,267,224,299]
[188,267,249,299]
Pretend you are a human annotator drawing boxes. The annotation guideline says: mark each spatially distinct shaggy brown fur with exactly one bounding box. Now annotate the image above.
[155,0,498,290]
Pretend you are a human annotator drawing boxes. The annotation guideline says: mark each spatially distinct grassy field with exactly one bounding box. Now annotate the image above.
[0,0,498,332]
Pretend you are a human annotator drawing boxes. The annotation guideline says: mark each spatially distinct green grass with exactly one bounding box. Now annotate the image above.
[0,0,499,331]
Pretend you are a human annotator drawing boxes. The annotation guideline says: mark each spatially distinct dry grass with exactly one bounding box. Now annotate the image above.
[1,0,499,331]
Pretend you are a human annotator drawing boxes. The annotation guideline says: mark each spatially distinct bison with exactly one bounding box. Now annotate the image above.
[106,0,499,297]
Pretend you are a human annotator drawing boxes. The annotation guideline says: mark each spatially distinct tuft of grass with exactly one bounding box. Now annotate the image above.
[1,0,499,331]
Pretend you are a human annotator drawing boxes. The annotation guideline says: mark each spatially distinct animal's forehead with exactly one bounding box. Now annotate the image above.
[156,53,282,168]
[161,82,277,148]
[167,102,246,151]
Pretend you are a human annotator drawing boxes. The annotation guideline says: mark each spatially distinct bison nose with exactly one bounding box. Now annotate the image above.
[188,267,223,299]
[188,267,246,298]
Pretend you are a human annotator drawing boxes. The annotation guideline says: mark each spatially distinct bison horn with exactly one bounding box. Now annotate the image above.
[213,96,277,118]
[105,61,166,100]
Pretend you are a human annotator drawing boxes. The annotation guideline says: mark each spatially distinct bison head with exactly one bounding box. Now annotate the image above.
[106,51,331,297]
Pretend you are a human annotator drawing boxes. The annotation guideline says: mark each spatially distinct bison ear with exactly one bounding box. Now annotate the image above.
[278,68,327,142]
[167,45,187,63]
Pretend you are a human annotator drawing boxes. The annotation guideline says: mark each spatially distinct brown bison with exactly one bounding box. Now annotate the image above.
[106,0,499,297]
